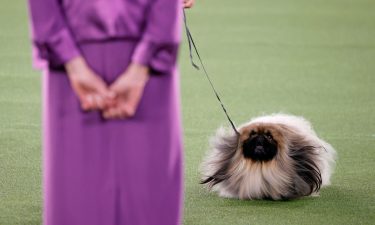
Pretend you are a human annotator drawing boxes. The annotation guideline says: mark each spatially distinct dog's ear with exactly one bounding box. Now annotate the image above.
[289,145,322,196]
[210,127,240,154]
[201,127,240,187]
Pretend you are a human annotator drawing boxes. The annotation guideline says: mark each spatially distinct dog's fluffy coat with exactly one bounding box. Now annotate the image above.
[201,114,336,200]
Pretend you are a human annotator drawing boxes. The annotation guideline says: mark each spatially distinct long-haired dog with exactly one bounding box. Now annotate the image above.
[201,114,336,200]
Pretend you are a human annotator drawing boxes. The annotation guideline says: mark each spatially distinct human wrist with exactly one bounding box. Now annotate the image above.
[65,56,87,77]
[128,62,150,81]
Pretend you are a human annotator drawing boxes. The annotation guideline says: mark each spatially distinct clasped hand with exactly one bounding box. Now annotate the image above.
[66,57,149,119]
[65,0,195,119]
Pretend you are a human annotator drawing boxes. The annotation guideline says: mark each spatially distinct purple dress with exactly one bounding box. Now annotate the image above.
[27,1,183,225]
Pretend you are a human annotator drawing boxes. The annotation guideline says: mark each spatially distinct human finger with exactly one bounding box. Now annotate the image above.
[183,0,194,8]
[103,107,122,119]
[83,94,96,110]
[124,88,143,117]
[115,103,132,118]
[93,94,105,109]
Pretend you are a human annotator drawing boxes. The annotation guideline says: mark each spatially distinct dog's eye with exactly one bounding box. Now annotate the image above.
[250,130,256,136]
[265,132,272,139]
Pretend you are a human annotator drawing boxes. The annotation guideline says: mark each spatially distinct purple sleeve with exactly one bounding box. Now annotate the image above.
[131,0,182,75]
[27,0,80,69]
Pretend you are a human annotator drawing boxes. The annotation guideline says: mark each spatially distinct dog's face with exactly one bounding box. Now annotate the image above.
[240,123,284,162]
[242,129,277,161]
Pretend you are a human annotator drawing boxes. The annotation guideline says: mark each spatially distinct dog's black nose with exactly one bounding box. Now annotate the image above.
[254,146,264,154]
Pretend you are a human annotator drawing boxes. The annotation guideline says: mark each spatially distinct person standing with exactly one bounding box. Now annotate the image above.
[27,0,194,224]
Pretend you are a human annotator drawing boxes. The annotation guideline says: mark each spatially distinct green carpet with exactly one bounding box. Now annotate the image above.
[1,0,374,224]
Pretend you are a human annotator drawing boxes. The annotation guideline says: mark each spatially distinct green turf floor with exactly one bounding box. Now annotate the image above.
[1,0,374,224]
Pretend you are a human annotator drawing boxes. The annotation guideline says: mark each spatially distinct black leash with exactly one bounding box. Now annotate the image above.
[183,10,239,135]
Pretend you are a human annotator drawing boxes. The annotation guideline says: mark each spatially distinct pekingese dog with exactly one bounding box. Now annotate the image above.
[201,114,336,200]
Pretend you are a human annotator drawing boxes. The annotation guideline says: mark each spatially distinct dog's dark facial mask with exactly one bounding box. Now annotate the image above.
[242,131,277,161]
